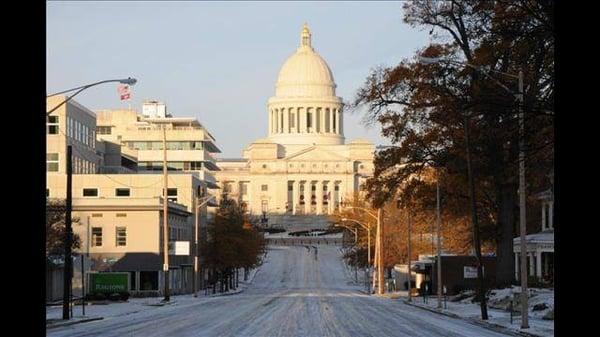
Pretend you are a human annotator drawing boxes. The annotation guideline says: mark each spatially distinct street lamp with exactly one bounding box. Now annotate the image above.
[341,218,373,294]
[334,224,358,282]
[194,195,216,297]
[341,206,384,295]
[47,78,137,115]
[46,77,137,320]
[419,54,525,325]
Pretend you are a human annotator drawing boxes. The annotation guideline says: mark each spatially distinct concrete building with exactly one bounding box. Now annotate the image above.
[215,24,374,230]
[47,97,218,296]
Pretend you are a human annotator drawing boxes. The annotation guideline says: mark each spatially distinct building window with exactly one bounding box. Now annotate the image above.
[46,189,50,197]
[262,164,267,169]
[166,188,177,203]
[116,213,127,217]
[115,188,130,197]
[261,184,268,191]
[67,117,72,138]
[83,188,98,197]
[47,116,59,135]
[261,200,268,213]
[91,227,102,247]
[307,113,312,128]
[116,227,127,246]
[46,153,59,172]
[240,183,248,196]
[223,182,232,193]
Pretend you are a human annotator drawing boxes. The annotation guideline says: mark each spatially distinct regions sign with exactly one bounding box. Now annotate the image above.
[89,272,129,294]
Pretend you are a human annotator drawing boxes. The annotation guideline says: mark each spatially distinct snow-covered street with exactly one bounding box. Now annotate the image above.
[47,245,514,337]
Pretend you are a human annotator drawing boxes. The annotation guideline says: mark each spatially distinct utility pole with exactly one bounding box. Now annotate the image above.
[436,178,442,308]
[194,197,199,297]
[162,125,170,302]
[407,208,412,303]
[518,69,529,328]
[464,113,488,320]
[377,208,384,295]
[62,145,73,319]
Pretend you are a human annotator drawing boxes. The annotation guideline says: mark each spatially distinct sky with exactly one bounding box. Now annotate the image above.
[47,1,431,158]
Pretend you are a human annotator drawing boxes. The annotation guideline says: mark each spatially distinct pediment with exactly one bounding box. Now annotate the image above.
[284,146,349,162]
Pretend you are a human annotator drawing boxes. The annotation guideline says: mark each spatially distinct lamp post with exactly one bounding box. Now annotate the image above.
[194,195,216,297]
[340,206,383,294]
[341,218,372,268]
[47,77,137,320]
[419,56,525,322]
[335,224,358,282]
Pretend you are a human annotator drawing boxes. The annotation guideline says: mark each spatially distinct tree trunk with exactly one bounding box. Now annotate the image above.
[496,184,517,286]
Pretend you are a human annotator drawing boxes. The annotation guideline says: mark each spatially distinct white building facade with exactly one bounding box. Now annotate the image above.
[215,24,374,229]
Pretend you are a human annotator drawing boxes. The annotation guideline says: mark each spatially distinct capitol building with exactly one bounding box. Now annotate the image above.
[214,24,374,229]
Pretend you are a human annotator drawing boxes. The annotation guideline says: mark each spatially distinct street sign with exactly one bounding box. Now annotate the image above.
[464,266,485,278]
[168,241,190,255]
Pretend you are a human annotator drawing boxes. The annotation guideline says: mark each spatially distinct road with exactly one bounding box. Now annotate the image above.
[48,245,512,337]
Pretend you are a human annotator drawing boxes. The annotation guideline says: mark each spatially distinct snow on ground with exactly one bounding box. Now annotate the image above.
[48,245,515,337]
[407,287,554,337]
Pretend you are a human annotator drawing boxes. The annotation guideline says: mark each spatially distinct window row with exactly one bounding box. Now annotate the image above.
[126,141,205,151]
[46,153,96,174]
[138,161,205,171]
[82,187,133,197]
[67,116,95,148]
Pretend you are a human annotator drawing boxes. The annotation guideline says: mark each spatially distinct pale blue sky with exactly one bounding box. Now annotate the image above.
[47,1,430,157]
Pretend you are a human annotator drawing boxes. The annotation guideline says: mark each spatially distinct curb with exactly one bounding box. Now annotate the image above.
[402,301,544,337]
[46,316,104,329]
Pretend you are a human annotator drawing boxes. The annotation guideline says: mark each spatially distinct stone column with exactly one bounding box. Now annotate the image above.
[542,203,547,230]
[316,181,323,214]
[335,110,340,135]
[293,180,300,215]
[528,253,534,277]
[269,109,273,135]
[514,252,519,281]
[299,107,306,133]
[319,108,325,133]
[536,251,542,278]
[339,109,343,135]
[329,108,333,133]
[304,182,310,214]
[338,181,345,209]
[326,181,333,214]
[283,108,289,134]
[549,201,554,229]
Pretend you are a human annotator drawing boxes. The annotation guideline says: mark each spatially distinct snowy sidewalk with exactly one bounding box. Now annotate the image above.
[401,293,554,337]
[47,266,262,329]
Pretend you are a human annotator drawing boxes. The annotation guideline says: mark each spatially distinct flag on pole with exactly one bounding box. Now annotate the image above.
[118,84,131,101]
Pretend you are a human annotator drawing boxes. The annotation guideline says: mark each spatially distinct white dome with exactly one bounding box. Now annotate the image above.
[267,24,345,146]
[274,24,336,98]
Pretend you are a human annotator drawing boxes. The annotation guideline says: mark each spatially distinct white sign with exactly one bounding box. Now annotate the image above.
[168,241,190,256]
[464,266,484,279]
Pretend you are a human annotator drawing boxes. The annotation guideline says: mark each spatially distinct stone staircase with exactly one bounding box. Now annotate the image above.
[267,214,334,231]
